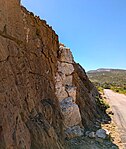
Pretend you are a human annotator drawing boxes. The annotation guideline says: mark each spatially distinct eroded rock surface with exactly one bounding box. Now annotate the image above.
[0,1,63,148]
[0,0,102,149]
[55,45,82,136]
[73,63,100,129]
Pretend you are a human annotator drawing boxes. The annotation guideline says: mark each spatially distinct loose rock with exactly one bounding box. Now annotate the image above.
[65,126,84,139]
[96,129,110,139]
[88,132,96,138]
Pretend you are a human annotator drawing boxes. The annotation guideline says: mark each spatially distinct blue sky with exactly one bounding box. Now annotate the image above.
[21,0,126,71]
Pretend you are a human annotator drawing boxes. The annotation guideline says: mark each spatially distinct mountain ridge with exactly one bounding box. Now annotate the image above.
[87,68,126,95]
[87,68,126,73]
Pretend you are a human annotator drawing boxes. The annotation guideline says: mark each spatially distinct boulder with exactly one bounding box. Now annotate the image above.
[60,97,81,128]
[96,129,110,139]
[65,126,84,139]
[58,45,73,63]
[88,132,96,138]
[58,62,74,75]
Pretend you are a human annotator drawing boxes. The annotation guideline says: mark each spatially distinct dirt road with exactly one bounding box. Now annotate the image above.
[104,89,126,146]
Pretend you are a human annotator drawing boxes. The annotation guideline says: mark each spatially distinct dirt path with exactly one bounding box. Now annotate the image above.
[104,89,126,147]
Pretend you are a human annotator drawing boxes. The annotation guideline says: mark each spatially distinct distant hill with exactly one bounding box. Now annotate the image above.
[87,68,126,85]
[88,68,126,74]
[87,68,126,94]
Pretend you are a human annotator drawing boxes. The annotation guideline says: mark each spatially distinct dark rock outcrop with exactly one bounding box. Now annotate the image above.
[0,0,101,148]
[73,63,100,129]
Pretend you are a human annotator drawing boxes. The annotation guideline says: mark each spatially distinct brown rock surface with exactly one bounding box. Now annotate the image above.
[0,0,102,149]
[73,63,100,129]
[55,45,82,131]
[0,1,63,148]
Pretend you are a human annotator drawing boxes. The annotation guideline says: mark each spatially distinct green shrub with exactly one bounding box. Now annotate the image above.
[96,96,110,111]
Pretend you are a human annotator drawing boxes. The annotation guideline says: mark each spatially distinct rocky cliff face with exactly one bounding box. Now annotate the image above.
[73,63,100,129]
[55,45,83,139]
[0,1,100,149]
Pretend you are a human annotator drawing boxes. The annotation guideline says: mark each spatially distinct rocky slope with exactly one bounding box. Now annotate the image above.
[0,0,102,148]
[73,64,100,129]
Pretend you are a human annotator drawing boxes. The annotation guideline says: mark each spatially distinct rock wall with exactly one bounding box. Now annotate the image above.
[0,1,101,149]
[73,63,100,129]
[0,1,63,148]
[55,45,83,139]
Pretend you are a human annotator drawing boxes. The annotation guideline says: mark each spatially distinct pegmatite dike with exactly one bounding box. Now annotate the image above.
[55,44,84,138]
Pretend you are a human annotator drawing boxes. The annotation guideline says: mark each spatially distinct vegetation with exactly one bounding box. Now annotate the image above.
[111,86,126,94]
[96,96,110,111]
[87,69,126,95]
